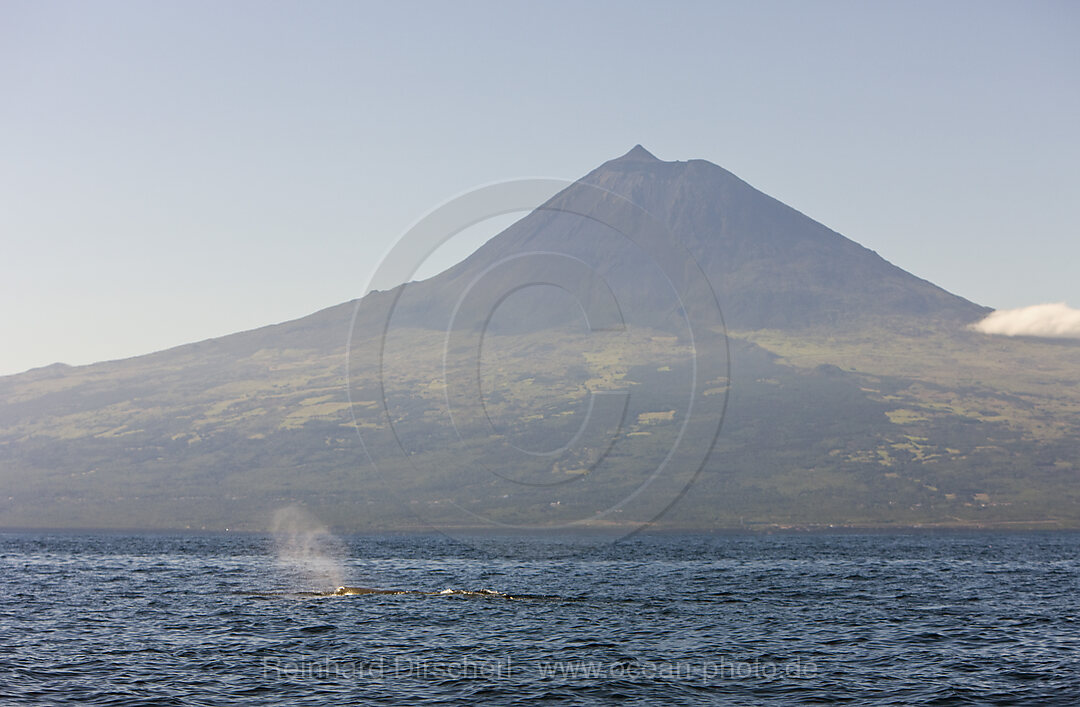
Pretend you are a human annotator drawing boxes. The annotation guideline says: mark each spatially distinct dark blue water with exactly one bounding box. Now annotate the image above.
[2,532,1079,705]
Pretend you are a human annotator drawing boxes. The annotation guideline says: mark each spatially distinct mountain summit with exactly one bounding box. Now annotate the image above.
[612,144,660,162]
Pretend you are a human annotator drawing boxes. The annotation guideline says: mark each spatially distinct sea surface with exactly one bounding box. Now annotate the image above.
[2,531,1079,705]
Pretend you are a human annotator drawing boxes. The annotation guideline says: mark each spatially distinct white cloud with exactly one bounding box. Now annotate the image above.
[973,302,1080,339]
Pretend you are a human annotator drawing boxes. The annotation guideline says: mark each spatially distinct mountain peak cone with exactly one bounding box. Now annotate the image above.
[614,144,661,162]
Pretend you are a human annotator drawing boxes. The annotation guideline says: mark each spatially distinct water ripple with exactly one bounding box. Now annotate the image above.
[2,531,1080,704]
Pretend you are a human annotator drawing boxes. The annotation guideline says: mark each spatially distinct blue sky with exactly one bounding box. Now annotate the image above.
[1,0,1077,375]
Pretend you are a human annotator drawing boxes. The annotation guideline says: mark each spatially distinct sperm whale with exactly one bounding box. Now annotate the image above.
[241,586,562,600]
[333,586,410,596]
[333,586,509,597]
[331,586,560,600]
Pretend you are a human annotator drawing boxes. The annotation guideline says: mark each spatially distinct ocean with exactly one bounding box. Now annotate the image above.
[2,531,1079,705]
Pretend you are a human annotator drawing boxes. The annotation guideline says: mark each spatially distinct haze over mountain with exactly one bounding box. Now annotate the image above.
[0,148,1076,532]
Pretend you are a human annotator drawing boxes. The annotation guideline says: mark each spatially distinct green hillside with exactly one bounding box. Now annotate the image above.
[1,148,1076,531]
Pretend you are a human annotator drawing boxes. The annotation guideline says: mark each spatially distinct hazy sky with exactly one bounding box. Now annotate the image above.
[1,0,1077,376]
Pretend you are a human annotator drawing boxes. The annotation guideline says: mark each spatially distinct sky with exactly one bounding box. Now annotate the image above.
[1,0,1077,376]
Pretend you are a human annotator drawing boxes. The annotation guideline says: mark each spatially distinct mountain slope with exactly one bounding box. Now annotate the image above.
[0,147,1075,532]
[581,146,989,328]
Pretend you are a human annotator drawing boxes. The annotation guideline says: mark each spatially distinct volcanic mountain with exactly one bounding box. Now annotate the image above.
[0,147,1076,532]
